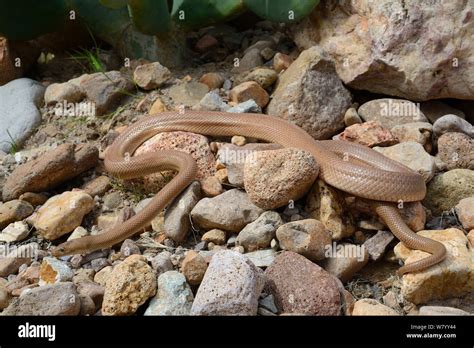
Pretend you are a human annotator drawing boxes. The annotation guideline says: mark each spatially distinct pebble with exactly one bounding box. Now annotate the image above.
[391,122,433,153]
[199,72,225,90]
[234,67,278,89]
[190,189,263,232]
[144,271,194,316]
[455,197,474,230]
[67,226,88,241]
[201,229,226,245]
[244,148,318,209]
[236,211,283,251]
[276,219,332,261]
[33,190,94,240]
[344,107,362,126]
[81,175,111,197]
[120,239,141,258]
[133,61,171,90]
[0,221,30,242]
[394,228,474,304]
[102,255,157,316]
[0,200,34,230]
[259,294,279,314]
[264,251,341,315]
[232,48,263,74]
[193,90,229,111]
[93,266,113,287]
[338,121,398,147]
[437,132,474,170]
[231,135,247,146]
[226,99,261,113]
[432,114,474,138]
[44,81,85,105]
[151,251,174,276]
[103,191,122,210]
[168,82,209,107]
[149,96,167,114]
[181,250,208,286]
[191,250,265,315]
[18,192,48,206]
[363,230,394,261]
[352,299,399,316]
[229,81,269,108]
[260,47,275,61]
[273,52,293,72]
[39,257,74,285]
[322,243,369,282]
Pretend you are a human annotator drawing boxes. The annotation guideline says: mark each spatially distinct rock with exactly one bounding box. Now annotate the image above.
[201,229,226,245]
[232,48,264,74]
[102,255,157,316]
[338,121,398,147]
[2,143,99,201]
[149,96,167,114]
[69,71,134,115]
[273,52,293,72]
[432,114,474,138]
[217,143,281,186]
[305,179,355,240]
[103,191,122,210]
[293,1,474,100]
[79,294,96,315]
[135,132,215,190]
[244,148,318,209]
[322,243,369,282]
[97,208,135,232]
[227,100,261,114]
[264,251,341,315]
[231,136,246,146]
[394,228,474,304]
[352,299,399,316]
[44,82,85,105]
[229,81,269,108]
[0,285,10,310]
[418,306,471,316]
[437,132,474,170]
[144,271,193,316]
[0,221,29,242]
[374,142,435,182]
[0,200,33,230]
[33,191,94,240]
[81,175,111,197]
[455,197,474,231]
[200,176,223,197]
[191,189,263,232]
[39,257,74,285]
[195,35,219,53]
[168,82,209,107]
[181,251,208,286]
[191,250,265,315]
[234,68,278,89]
[236,211,283,251]
[133,62,171,90]
[420,101,466,123]
[164,181,201,242]
[363,230,394,261]
[0,39,39,85]
[344,107,362,126]
[120,239,141,258]
[193,91,229,111]
[18,192,48,206]
[423,169,474,214]
[2,282,80,315]
[267,47,352,140]
[391,122,433,153]
[0,78,45,153]
[276,219,331,261]
[94,266,113,287]
[245,249,277,268]
[0,243,37,277]
[260,47,275,61]
[199,72,225,90]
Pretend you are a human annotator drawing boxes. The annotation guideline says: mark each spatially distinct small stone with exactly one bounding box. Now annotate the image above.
[352,299,399,316]
[44,82,85,105]
[195,35,219,53]
[259,294,278,314]
[81,176,111,197]
[455,197,474,230]
[202,229,226,245]
[39,257,74,285]
[200,176,223,197]
[231,135,247,146]
[229,81,269,108]
[0,221,29,242]
[338,121,398,147]
[226,100,261,114]
[169,82,209,107]
[193,90,229,112]
[149,96,167,114]
[232,48,263,74]
[236,211,283,251]
[94,266,113,287]
[363,230,395,261]
[322,243,369,282]
[67,226,88,241]
[199,72,225,90]
[191,250,265,315]
[264,251,341,315]
[383,290,401,311]
[103,191,122,210]
[391,122,433,153]
[33,190,94,240]
[18,192,48,206]
[133,62,171,90]
[0,200,34,230]
[432,114,474,138]
[244,148,318,209]
[437,132,474,170]
[344,107,362,126]
[120,239,141,258]
[418,306,471,316]
[215,168,228,183]
[144,271,194,316]
[273,52,293,72]
[234,67,278,89]
[151,251,173,275]
[90,258,111,273]
[181,250,208,286]
[276,219,332,261]
[102,255,157,316]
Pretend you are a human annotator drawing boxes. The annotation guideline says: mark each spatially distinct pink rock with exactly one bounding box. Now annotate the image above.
[339,121,398,147]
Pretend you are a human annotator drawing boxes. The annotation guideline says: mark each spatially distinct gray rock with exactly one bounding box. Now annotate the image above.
[437,132,474,170]
[193,91,229,111]
[44,82,85,105]
[151,251,174,275]
[2,282,80,315]
[0,78,45,153]
[363,230,395,261]
[120,239,141,258]
[420,101,465,123]
[236,211,283,251]
[433,114,474,138]
[191,189,263,232]
[191,250,265,315]
[133,62,171,90]
[259,294,278,314]
[322,243,369,283]
[168,82,209,107]
[232,48,264,74]
[144,271,194,316]
[226,99,262,113]
[418,306,471,316]
[244,249,277,268]
[164,181,201,242]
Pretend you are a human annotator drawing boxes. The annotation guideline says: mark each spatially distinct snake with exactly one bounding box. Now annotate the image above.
[51,111,446,274]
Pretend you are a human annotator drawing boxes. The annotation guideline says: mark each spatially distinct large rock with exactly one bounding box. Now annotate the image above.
[0,200,34,230]
[0,78,45,153]
[266,47,352,140]
[133,61,171,90]
[432,114,474,138]
[190,189,263,232]
[243,148,318,209]
[0,243,37,277]
[437,132,474,170]
[394,228,474,304]
[236,211,283,252]
[264,251,341,315]
[338,121,398,147]
[292,0,474,101]
[423,169,474,214]
[191,250,265,315]
[2,143,98,201]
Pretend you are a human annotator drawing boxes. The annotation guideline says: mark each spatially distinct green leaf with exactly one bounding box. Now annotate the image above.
[99,0,128,9]
[243,0,319,23]
[128,0,171,34]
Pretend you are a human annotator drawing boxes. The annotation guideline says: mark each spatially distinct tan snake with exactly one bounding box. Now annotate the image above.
[51,111,446,274]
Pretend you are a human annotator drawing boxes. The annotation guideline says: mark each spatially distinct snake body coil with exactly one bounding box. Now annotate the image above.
[52,111,446,274]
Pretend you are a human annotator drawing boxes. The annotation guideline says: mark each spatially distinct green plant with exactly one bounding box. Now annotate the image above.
[69,47,105,73]
[243,0,320,23]
[6,129,19,155]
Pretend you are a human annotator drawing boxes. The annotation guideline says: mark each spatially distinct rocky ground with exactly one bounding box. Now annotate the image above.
[0,9,473,316]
